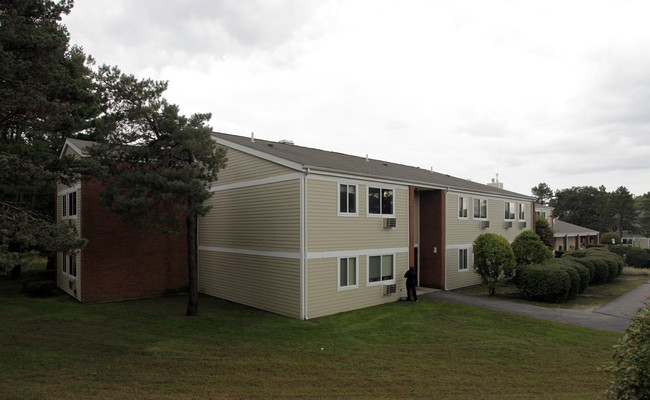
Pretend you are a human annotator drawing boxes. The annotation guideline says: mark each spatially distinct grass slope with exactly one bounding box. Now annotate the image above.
[0,277,619,399]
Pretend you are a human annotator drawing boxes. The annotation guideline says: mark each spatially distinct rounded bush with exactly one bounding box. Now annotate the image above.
[543,258,584,298]
[627,247,650,268]
[515,264,571,302]
[600,232,620,245]
[570,257,596,283]
[591,258,610,284]
[511,230,553,265]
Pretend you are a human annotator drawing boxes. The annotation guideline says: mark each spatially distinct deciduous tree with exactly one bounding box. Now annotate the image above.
[472,233,516,296]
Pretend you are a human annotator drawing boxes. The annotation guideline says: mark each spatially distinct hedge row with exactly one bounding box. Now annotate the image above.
[609,246,650,268]
[515,248,624,303]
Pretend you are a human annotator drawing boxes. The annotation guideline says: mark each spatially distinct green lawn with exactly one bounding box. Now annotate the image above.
[0,274,621,400]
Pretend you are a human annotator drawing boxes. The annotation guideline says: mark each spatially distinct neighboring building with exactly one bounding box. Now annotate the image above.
[621,232,650,249]
[56,139,188,302]
[551,219,599,252]
[198,132,535,319]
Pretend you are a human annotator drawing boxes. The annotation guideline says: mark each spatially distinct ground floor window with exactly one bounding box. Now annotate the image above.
[338,257,358,290]
[458,248,469,271]
[62,252,77,277]
[368,254,394,283]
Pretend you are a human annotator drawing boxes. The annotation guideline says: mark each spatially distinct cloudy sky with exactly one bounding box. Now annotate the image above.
[63,0,650,197]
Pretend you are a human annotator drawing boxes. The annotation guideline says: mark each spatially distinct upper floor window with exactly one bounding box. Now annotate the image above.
[458,196,468,219]
[62,191,77,219]
[505,201,516,220]
[368,187,393,216]
[473,198,488,219]
[339,184,357,215]
[519,203,525,220]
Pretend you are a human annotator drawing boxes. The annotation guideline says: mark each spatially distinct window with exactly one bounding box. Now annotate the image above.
[338,257,358,290]
[368,187,393,216]
[505,201,516,220]
[62,252,76,277]
[458,196,468,219]
[473,198,488,219]
[519,203,525,220]
[339,184,357,215]
[368,254,394,284]
[459,249,469,271]
[68,191,77,216]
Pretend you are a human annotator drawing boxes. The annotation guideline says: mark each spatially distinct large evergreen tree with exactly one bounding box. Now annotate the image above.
[0,0,97,274]
[550,186,612,232]
[88,66,227,316]
[531,182,553,205]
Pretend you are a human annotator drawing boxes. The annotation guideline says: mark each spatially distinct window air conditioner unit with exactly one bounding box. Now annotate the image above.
[505,221,513,229]
[520,221,527,229]
[383,218,397,229]
[480,220,490,229]
[383,284,396,295]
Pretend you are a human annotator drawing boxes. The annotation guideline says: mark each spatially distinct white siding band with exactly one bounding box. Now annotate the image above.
[199,246,409,260]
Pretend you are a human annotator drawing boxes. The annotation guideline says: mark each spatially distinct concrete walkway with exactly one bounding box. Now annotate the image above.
[421,281,650,333]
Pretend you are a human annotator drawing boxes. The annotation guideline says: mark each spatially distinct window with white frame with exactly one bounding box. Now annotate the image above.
[339,184,357,215]
[519,203,525,220]
[458,196,468,219]
[458,248,469,271]
[368,187,393,216]
[61,191,77,219]
[473,198,488,219]
[504,201,516,220]
[62,252,77,277]
[368,254,394,284]
[338,257,358,289]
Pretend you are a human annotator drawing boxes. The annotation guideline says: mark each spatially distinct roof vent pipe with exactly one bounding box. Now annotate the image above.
[251,132,255,142]
[366,154,369,162]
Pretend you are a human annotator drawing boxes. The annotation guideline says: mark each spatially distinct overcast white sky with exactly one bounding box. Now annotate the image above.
[63,0,650,197]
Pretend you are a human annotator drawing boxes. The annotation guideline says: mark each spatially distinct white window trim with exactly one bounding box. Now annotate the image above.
[366,253,396,286]
[458,248,471,272]
[458,196,469,220]
[337,183,359,217]
[366,186,396,218]
[472,197,488,220]
[337,256,359,291]
[504,201,516,221]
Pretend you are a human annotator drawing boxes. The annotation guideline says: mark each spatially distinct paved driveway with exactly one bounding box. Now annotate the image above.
[422,281,650,333]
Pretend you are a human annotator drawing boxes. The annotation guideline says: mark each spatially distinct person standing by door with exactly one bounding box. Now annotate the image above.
[404,266,418,302]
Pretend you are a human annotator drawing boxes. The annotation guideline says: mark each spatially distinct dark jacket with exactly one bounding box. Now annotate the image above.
[404,268,417,287]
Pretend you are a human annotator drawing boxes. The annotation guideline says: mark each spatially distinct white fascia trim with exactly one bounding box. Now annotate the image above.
[198,246,301,260]
[307,247,409,260]
[57,183,81,196]
[212,137,305,172]
[307,172,409,191]
[209,173,303,192]
[447,189,533,203]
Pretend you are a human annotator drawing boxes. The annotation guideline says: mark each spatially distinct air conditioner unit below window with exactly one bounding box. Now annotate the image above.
[520,221,527,229]
[383,284,396,295]
[505,221,513,229]
[480,220,490,229]
[383,218,396,229]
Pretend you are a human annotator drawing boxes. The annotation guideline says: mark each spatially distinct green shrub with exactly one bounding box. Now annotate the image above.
[627,247,650,268]
[570,257,596,283]
[604,302,650,399]
[544,257,589,294]
[511,230,553,265]
[592,258,610,284]
[601,232,621,245]
[609,246,626,257]
[472,233,516,296]
[515,264,571,302]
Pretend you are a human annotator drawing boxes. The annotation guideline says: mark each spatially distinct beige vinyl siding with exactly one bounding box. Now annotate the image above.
[199,179,301,252]
[306,252,408,319]
[306,178,409,253]
[56,183,81,300]
[445,193,533,290]
[210,147,296,187]
[199,250,301,318]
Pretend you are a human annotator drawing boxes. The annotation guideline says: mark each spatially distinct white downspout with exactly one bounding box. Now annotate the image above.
[301,170,308,319]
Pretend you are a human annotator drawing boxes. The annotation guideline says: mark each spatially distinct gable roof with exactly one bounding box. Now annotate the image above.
[552,219,599,237]
[212,132,532,200]
[60,138,95,158]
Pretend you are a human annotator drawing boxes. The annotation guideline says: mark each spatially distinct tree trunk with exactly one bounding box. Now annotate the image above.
[186,212,199,316]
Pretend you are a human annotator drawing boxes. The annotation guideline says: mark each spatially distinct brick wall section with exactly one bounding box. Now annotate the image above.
[419,189,446,289]
[80,180,188,303]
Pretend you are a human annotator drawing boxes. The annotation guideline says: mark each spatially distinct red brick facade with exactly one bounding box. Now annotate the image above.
[418,189,446,289]
[79,180,188,302]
